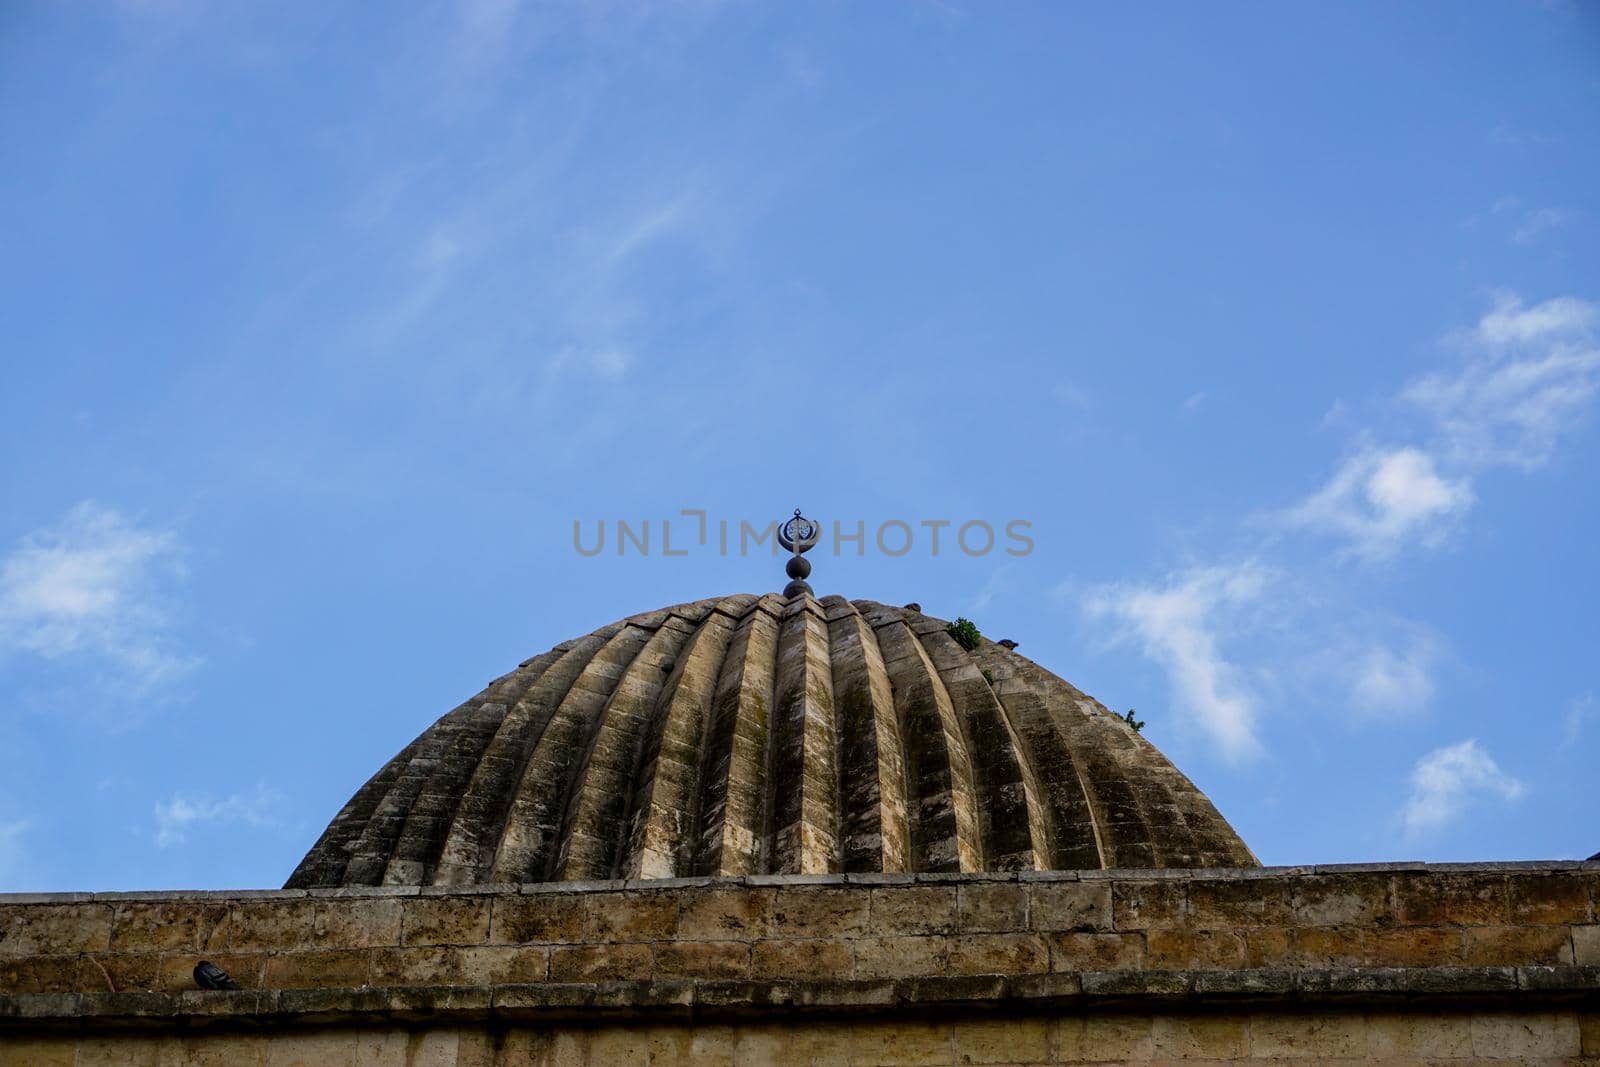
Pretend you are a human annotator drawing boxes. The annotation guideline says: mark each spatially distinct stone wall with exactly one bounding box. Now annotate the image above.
[3,862,1598,1063]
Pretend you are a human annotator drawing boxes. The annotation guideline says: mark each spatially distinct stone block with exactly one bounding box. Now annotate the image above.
[572,1025,653,1066]
[1243,926,1291,967]
[370,945,465,985]
[109,902,227,953]
[548,942,653,981]
[403,896,491,945]
[313,897,404,948]
[490,893,586,944]
[352,1029,411,1067]
[944,933,1049,976]
[74,1035,162,1067]
[583,891,679,943]
[1470,1011,1581,1058]
[1248,1010,1366,1057]
[1364,1011,1474,1058]
[81,952,163,993]
[849,1019,952,1066]
[868,885,956,935]
[1065,1014,1153,1061]
[1284,925,1370,966]
[1047,931,1145,971]
[1144,927,1246,969]
[1367,926,1464,966]
[956,883,1027,932]
[0,1037,73,1067]
[769,888,868,938]
[1287,874,1391,927]
[653,940,751,980]
[158,1033,270,1067]
[677,886,773,941]
[750,937,851,980]
[1576,924,1600,965]
[646,1024,738,1067]
[1029,881,1111,933]
[1463,924,1575,966]
[1508,873,1594,925]
[0,903,112,956]
[459,945,548,985]
[0,954,82,994]
[851,935,948,979]
[1186,877,1288,928]
[1150,1014,1248,1058]
[262,948,370,989]
[256,1029,359,1067]
[1395,872,1507,926]
[1110,880,1182,930]
[734,1021,853,1067]
[951,1017,1052,1064]
[227,900,315,951]
[1582,1010,1600,1057]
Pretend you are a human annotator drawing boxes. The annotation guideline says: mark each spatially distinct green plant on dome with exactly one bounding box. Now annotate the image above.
[946,617,981,651]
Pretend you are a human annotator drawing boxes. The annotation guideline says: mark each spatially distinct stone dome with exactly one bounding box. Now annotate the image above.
[287,593,1256,888]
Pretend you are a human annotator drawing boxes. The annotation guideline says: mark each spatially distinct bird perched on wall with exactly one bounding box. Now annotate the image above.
[193,960,240,990]
[997,638,1019,650]
[903,602,921,612]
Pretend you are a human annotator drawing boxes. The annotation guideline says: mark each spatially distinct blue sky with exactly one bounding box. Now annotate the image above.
[2,2,1597,891]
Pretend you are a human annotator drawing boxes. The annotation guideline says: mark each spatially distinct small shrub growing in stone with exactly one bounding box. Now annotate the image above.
[1123,708,1145,733]
[947,617,981,651]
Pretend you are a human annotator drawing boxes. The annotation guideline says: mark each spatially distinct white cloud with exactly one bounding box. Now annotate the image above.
[1084,563,1269,761]
[1564,693,1595,745]
[1512,207,1574,244]
[1284,294,1598,558]
[1401,739,1524,838]
[1283,447,1473,560]
[154,784,284,848]
[1407,294,1600,468]
[545,346,634,381]
[1349,636,1438,716]
[0,503,196,691]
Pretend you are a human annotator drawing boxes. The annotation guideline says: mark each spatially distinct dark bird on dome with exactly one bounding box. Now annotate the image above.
[997,639,1019,650]
[193,960,240,990]
[903,602,921,612]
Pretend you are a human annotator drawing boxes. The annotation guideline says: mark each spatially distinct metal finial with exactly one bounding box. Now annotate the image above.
[778,508,818,598]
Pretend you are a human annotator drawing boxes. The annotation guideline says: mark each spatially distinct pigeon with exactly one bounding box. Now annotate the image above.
[997,639,1019,650]
[903,602,921,612]
[193,960,241,991]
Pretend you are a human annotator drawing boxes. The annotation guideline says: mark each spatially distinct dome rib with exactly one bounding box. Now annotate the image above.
[822,596,911,874]
[287,595,1258,889]
[622,598,744,879]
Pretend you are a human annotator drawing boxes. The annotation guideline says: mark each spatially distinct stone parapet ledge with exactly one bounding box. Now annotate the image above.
[2,863,1597,1031]
[3,966,1600,1034]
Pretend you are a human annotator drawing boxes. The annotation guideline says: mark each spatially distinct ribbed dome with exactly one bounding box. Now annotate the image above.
[287,594,1255,888]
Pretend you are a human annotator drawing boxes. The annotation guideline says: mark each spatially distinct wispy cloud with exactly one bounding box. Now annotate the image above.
[1284,293,1599,558]
[1349,633,1439,716]
[153,784,284,848]
[1283,446,1473,560]
[1083,563,1270,761]
[1564,693,1595,746]
[1401,739,1524,838]
[1511,207,1574,244]
[0,503,196,693]
[1409,294,1600,469]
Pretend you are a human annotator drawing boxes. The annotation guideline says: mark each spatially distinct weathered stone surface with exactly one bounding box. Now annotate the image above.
[287,596,1257,889]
